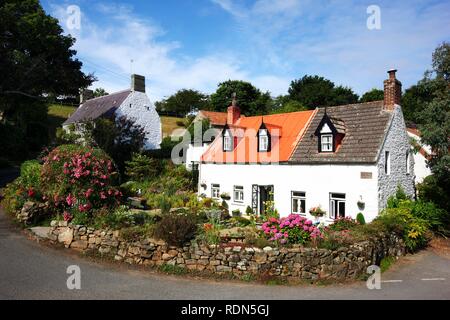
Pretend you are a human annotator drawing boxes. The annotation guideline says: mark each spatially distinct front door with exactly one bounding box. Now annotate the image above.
[258,185,274,215]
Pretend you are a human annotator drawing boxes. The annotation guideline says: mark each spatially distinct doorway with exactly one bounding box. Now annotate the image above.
[252,185,274,215]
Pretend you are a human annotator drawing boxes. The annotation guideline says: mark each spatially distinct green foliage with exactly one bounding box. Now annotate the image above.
[231,209,242,217]
[356,213,366,225]
[93,88,108,97]
[20,160,42,189]
[125,153,160,182]
[0,0,93,160]
[360,88,384,103]
[380,256,396,273]
[287,75,359,109]
[229,216,251,227]
[158,264,188,275]
[245,206,254,215]
[119,224,155,242]
[327,217,359,231]
[270,97,307,114]
[417,174,450,214]
[1,178,27,214]
[210,80,271,115]
[153,213,198,247]
[155,89,209,116]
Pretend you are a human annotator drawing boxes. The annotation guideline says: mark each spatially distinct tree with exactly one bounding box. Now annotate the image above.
[270,98,307,114]
[210,80,271,116]
[93,88,108,97]
[155,89,209,116]
[360,88,384,102]
[416,42,450,212]
[0,0,94,159]
[287,75,358,109]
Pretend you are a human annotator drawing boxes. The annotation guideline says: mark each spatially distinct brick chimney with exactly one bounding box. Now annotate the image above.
[79,89,94,104]
[131,74,145,93]
[227,92,241,124]
[383,69,402,110]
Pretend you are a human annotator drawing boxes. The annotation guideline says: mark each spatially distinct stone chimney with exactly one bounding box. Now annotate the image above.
[131,74,145,93]
[227,92,241,124]
[79,89,94,104]
[383,69,402,110]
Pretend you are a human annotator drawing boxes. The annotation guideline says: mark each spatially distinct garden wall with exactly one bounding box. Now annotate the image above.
[47,221,406,281]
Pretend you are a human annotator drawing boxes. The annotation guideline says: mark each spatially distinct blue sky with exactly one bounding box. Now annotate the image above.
[43,0,450,102]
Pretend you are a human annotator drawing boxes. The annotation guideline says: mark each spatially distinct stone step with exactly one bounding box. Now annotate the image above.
[29,226,51,239]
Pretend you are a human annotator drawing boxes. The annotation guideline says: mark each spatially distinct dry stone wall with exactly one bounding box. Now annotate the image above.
[48,220,406,281]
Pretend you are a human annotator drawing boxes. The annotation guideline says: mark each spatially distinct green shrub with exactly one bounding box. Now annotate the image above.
[1,178,27,214]
[380,256,396,273]
[40,144,122,219]
[245,206,254,215]
[232,209,241,217]
[356,213,366,225]
[417,174,450,213]
[125,153,161,182]
[410,201,447,233]
[327,217,359,231]
[120,224,154,242]
[230,216,251,227]
[20,160,42,189]
[153,213,197,247]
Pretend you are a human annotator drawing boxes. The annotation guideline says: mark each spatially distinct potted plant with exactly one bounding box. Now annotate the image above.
[357,196,365,210]
[309,206,326,218]
[220,192,231,200]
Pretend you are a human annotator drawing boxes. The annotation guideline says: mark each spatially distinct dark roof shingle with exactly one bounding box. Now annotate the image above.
[289,101,391,163]
[63,90,131,125]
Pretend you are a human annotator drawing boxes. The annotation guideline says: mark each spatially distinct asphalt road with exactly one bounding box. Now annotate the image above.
[0,206,449,300]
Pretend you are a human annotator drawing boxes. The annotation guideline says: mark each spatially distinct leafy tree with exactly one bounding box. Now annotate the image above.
[93,88,108,97]
[155,89,209,116]
[287,75,358,109]
[210,80,271,116]
[270,99,307,114]
[125,153,160,182]
[0,0,94,159]
[360,88,384,102]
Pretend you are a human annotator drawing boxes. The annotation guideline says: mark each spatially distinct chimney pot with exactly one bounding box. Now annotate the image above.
[131,74,145,93]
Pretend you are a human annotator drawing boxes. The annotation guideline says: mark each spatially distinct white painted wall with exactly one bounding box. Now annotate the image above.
[199,163,379,223]
[185,143,209,170]
[407,131,432,184]
[377,106,415,209]
[116,91,162,150]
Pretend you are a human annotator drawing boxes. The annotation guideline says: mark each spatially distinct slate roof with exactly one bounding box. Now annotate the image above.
[289,101,392,164]
[63,90,131,125]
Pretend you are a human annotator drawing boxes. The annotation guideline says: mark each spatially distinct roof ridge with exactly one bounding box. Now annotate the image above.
[81,89,130,104]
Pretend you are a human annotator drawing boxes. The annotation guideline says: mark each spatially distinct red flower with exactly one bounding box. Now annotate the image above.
[27,188,35,198]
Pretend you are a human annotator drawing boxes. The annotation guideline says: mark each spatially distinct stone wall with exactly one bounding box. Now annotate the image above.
[47,221,406,281]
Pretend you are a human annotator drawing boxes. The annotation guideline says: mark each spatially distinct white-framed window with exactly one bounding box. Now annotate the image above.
[259,129,269,152]
[211,184,220,199]
[406,151,410,174]
[321,134,333,152]
[223,130,233,151]
[329,193,346,219]
[291,191,306,214]
[385,151,390,175]
[233,185,244,203]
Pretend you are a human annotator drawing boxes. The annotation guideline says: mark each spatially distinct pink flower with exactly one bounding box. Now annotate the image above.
[27,188,35,198]
[66,194,76,206]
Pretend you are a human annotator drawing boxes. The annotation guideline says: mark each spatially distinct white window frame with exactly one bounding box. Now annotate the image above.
[385,151,390,175]
[259,129,269,152]
[329,193,346,219]
[406,151,410,174]
[291,191,306,215]
[321,134,333,152]
[211,184,220,199]
[223,130,233,151]
[233,185,244,203]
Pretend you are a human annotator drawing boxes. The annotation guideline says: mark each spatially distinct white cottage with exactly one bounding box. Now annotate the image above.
[406,127,432,184]
[198,70,415,223]
[63,74,162,150]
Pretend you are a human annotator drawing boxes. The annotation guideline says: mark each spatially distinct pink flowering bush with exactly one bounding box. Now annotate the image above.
[261,214,323,245]
[41,145,122,221]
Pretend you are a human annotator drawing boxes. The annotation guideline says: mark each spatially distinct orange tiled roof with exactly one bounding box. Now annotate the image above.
[199,110,228,126]
[201,110,316,164]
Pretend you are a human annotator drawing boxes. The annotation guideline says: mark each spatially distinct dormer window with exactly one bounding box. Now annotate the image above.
[223,128,233,151]
[321,134,333,152]
[257,122,271,152]
[315,112,345,153]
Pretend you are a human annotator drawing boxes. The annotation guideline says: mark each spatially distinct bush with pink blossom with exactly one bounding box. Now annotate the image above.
[261,214,323,245]
[40,144,122,221]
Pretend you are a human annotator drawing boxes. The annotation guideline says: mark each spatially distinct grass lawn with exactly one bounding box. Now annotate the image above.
[46,104,185,138]
[160,116,185,137]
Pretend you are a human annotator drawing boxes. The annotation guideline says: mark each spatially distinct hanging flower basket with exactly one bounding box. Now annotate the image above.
[309,206,326,217]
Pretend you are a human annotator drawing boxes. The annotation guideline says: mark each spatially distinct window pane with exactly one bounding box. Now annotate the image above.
[292,199,298,213]
[338,201,346,217]
[300,199,305,213]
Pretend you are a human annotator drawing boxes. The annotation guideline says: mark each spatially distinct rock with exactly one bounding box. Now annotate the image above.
[216,265,232,273]
[70,240,88,250]
[58,221,68,227]
[57,228,74,246]
[244,247,255,253]
[162,253,172,261]
[263,246,273,253]
[99,246,111,254]
[254,252,267,263]
[232,246,242,253]
[29,226,51,239]
[50,220,58,227]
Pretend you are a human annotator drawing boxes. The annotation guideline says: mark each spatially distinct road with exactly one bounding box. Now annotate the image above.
[0,169,449,300]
